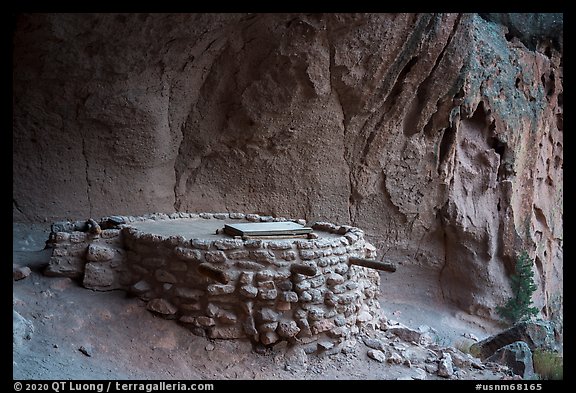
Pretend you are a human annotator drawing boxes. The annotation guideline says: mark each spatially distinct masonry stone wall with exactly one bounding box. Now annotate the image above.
[45,226,126,291]
[45,212,381,354]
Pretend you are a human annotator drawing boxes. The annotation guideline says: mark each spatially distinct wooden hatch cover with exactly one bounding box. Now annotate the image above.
[223,222,313,237]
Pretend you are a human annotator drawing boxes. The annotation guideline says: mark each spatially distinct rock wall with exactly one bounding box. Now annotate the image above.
[13,13,562,324]
[44,213,382,353]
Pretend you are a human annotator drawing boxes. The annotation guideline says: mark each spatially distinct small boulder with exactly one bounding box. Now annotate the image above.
[362,337,386,351]
[260,331,280,345]
[44,256,85,278]
[387,325,424,343]
[444,347,485,369]
[285,346,308,373]
[277,320,301,338]
[13,264,31,281]
[79,345,94,357]
[437,353,454,378]
[86,244,115,262]
[13,310,34,347]
[208,326,244,339]
[83,262,116,289]
[486,341,535,379]
[425,363,438,374]
[146,298,177,316]
[386,351,404,365]
[367,349,386,363]
[130,280,152,295]
[317,341,335,351]
[256,308,280,323]
[413,367,427,380]
[470,320,556,360]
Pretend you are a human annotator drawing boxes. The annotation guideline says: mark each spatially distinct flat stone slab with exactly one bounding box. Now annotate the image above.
[129,218,338,241]
[224,222,312,237]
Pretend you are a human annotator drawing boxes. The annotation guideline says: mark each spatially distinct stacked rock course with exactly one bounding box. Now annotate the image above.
[45,212,382,354]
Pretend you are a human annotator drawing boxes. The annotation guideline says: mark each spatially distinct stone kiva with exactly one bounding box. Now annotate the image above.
[44,212,383,353]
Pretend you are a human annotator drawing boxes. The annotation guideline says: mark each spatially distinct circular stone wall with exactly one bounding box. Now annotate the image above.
[119,212,381,353]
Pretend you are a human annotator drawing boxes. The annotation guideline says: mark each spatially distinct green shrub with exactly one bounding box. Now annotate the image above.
[496,251,539,324]
[469,344,481,358]
[455,339,472,355]
[533,349,563,380]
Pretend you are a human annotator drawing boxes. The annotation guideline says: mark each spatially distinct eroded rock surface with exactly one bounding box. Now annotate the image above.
[486,341,535,380]
[13,13,562,326]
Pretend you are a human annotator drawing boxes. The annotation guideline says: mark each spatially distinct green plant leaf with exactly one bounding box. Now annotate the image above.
[497,251,539,324]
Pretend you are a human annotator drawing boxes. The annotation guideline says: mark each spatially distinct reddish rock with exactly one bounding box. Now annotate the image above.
[174,287,204,300]
[154,269,178,284]
[44,256,85,279]
[367,349,386,363]
[277,320,300,338]
[387,326,425,343]
[146,298,177,316]
[178,315,196,324]
[216,311,238,325]
[206,284,235,295]
[13,265,31,281]
[260,331,280,345]
[83,262,116,290]
[86,244,115,262]
[275,301,291,311]
[208,326,245,339]
[311,319,335,335]
[196,316,216,327]
[12,13,562,325]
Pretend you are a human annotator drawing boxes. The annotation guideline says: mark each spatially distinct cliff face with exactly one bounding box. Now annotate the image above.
[13,13,562,323]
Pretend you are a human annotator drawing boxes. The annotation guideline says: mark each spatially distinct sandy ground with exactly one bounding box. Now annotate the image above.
[378,261,503,347]
[13,223,506,381]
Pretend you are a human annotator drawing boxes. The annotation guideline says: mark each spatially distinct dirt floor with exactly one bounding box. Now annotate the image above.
[13,223,509,380]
